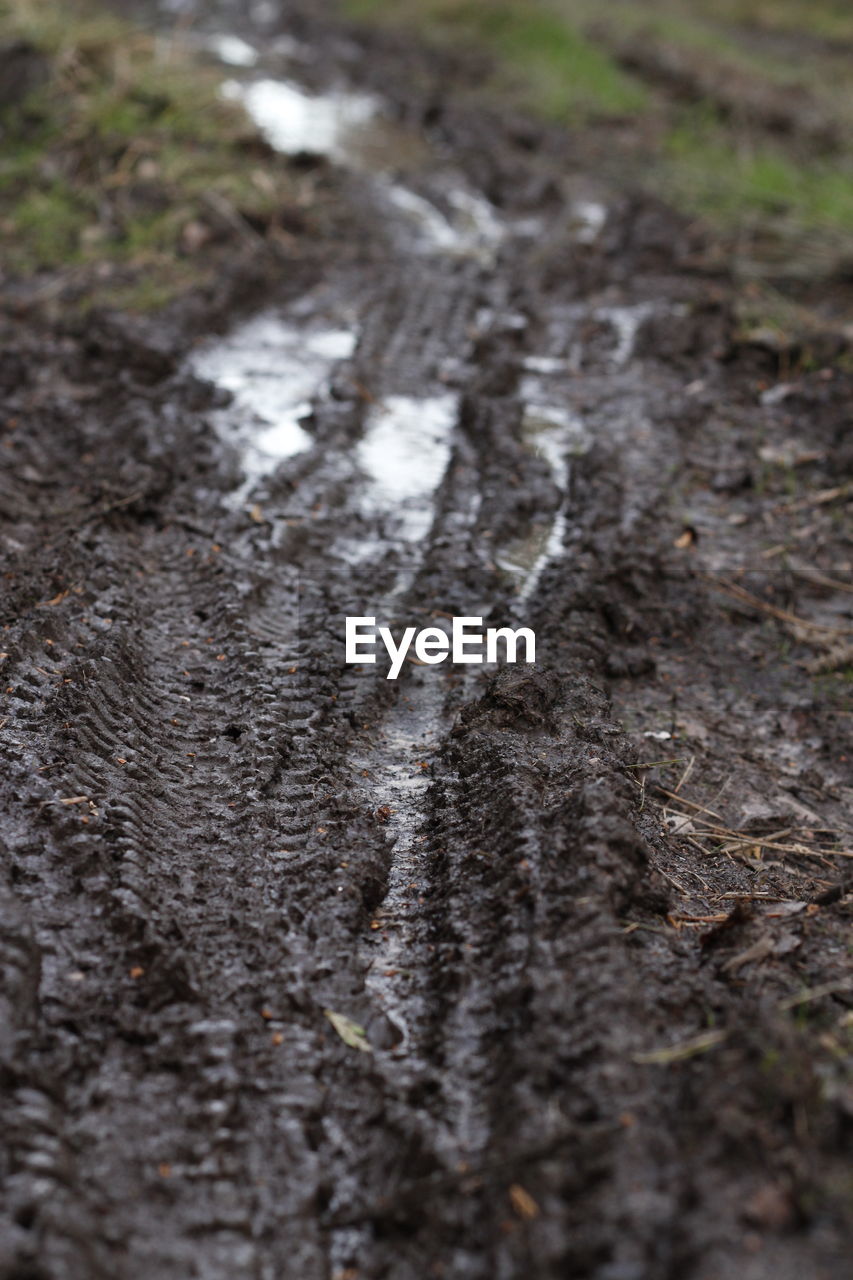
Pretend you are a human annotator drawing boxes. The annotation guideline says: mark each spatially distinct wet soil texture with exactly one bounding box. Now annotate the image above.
[1,3,851,1278]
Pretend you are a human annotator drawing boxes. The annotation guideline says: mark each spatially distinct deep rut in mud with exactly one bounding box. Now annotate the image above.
[1,3,852,1278]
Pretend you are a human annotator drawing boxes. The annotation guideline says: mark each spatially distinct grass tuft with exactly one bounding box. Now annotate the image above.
[344,0,646,120]
[344,0,853,288]
[0,0,298,308]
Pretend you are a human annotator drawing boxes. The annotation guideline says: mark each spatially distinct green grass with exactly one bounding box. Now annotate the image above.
[7,0,853,313]
[687,0,853,44]
[0,0,297,306]
[566,0,853,254]
[570,2,815,88]
[666,113,853,232]
[343,0,853,282]
[344,0,646,120]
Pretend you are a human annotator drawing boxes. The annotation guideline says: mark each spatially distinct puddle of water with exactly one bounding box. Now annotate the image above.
[206,34,259,67]
[190,313,357,508]
[595,303,655,367]
[571,199,607,244]
[384,185,461,253]
[446,188,505,253]
[524,404,576,483]
[500,401,590,601]
[517,406,571,600]
[222,78,379,158]
[222,71,501,257]
[523,356,566,375]
[359,675,446,1056]
[516,510,568,602]
[384,183,504,262]
[356,394,458,544]
[222,73,433,173]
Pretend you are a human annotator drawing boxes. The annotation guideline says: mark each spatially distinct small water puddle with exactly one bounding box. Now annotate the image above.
[220,62,503,260]
[358,673,447,1057]
[522,355,567,375]
[571,199,607,244]
[355,394,458,545]
[499,400,590,600]
[384,184,504,262]
[189,313,357,508]
[595,303,655,367]
[222,77,379,159]
[205,34,259,67]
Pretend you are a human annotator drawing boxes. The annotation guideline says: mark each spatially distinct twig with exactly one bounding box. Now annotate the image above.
[778,977,853,1011]
[657,867,689,896]
[691,831,852,858]
[673,754,695,796]
[635,979,853,1067]
[634,1029,728,1065]
[654,786,725,820]
[794,569,853,596]
[775,481,853,515]
[702,573,853,639]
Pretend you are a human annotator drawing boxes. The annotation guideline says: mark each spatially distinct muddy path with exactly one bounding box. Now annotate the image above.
[1,3,852,1278]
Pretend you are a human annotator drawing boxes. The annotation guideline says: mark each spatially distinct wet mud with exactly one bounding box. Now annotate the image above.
[1,2,851,1278]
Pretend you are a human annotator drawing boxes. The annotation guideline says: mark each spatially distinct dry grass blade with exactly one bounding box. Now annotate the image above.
[689,830,853,859]
[627,757,681,770]
[657,794,852,860]
[796,569,853,596]
[634,1029,728,1065]
[653,785,724,821]
[634,982,853,1069]
[702,574,853,642]
[776,481,853,515]
[778,978,853,1011]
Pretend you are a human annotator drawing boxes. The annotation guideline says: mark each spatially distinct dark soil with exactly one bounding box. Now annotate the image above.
[1,3,851,1278]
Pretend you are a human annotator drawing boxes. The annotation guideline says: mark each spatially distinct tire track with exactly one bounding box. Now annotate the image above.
[1,8,849,1277]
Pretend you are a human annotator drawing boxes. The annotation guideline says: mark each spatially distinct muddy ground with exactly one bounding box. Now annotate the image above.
[1,2,852,1278]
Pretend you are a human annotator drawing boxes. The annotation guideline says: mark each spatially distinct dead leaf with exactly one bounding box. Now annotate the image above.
[38,590,69,607]
[509,1184,539,1220]
[324,1009,372,1054]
